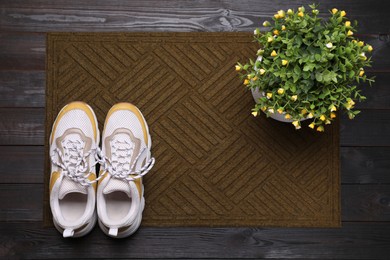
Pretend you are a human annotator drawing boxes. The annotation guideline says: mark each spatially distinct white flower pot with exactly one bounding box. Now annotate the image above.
[251,88,295,123]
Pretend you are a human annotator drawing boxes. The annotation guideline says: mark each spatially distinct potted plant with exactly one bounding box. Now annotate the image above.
[236,4,374,131]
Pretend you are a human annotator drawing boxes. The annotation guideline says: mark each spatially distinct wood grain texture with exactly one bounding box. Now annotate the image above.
[342,185,390,221]
[0,222,389,259]
[0,184,42,221]
[341,110,390,146]
[341,147,390,184]
[0,33,45,70]
[0,108,44,145]
[0,146,44,183]
[0,71,45,107]
[1,0,389,34]
[1,183,388,222]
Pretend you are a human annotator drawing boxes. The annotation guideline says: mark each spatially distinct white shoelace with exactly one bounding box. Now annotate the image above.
[51,138,155,186]
[50,139,99,186]
[97,139,155,182]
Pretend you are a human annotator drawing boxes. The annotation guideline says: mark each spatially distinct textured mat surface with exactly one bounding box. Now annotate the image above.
[45,32,340,227]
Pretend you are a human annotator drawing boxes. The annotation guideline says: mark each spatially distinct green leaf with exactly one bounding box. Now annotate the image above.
[315,72,323,81]
[294,65,302,75]
[310,104,315,109]
[315,54,321,61]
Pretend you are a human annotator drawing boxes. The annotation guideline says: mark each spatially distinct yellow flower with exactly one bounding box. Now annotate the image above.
[298,11,304,17]
[266,92,273,99]
[367,45,373,52]
[352,40,357,43]
[332,8,338,14]
[247,74,252,79]
[261,106,267,111]
[274,14,280,19]
[320,115,326,121]
[282,25,286,31]
[330,105,337,112]
[360,52,367,60]
[347,30,354,36]
[326,42,333,48]
[273,29,279,35]
[252,76,258,81]
[285,114,291,119]
[263,21,271,27]
[330,112,337,119]
[340,10,346,17]
[317,126,324,132]
[309,122,315,129]
[298,7,303,12]
[345,99,355,110]
[291,95,298,101]
[268,108,275,114]
[301,109,308,115]
[282,59,288,66]
[325,120,331,125]
[271,50,277,57]
[244,79,250,85]
[358,41,364,47]
[292,120,301,129]
[345,21,351,27]
[287,9,293,15]
[259,68,266,75]
[277,10,285,18]
[267,36,274,43]
[235,65,241,71]
[292,121,301,129]
[277,88,284,95]
[254,28,260,35]
[307,112,314,119]
[252,111,258,117]
[359,70,365,77]
[277,108,284,114]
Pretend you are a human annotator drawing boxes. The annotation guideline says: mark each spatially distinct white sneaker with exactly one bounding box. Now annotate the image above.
[49,101,99,238]
[97,103,154,238]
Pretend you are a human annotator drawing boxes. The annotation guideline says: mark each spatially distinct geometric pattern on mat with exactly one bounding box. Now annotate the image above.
[45,32,340,227]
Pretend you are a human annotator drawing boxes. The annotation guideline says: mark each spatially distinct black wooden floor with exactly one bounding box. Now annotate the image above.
[1,0,390,259]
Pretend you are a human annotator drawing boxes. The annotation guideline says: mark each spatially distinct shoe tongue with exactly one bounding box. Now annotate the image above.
[103,178,132,198]
[59,176,88,200]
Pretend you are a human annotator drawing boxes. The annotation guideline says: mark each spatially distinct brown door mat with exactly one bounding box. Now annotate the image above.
[45,32,340,227]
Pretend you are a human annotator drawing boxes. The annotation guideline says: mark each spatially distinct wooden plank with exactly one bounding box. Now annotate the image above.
[0,184,42,222]
[0,0,389,34]
[0,222,388,259]
[0,146,388,186]
[0,146,44,183]
[341,147,390,184]
[357,72,390,110]
[342,185,390,222]
[0,71,45,107]
[0,33,45,70]
[359,34,390,72]
[1,108,389,146]
[341,110,390,146]
[0,71,388,109]
[1,183,388,222]
[0,108,44,145]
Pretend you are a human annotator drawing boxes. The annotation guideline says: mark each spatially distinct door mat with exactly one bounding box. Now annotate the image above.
[45,32,340,227]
